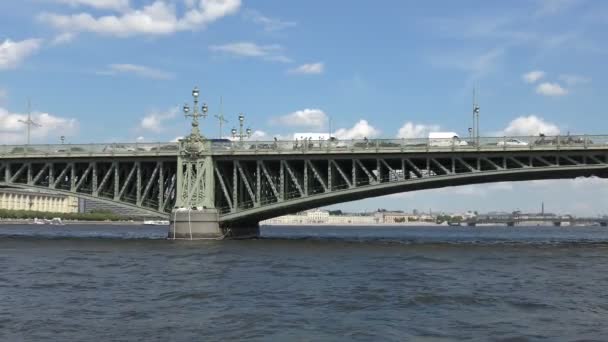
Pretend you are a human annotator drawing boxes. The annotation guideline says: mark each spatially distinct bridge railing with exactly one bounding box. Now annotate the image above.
[217,134,608,154]
[1,135,607,157]
[0,142,179,157]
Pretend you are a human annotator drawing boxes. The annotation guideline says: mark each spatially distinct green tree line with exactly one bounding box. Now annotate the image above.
[0,209,140,221]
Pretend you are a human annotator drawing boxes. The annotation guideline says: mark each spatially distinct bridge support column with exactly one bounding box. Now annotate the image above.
[169,209,260,240]
[169,208,222,240]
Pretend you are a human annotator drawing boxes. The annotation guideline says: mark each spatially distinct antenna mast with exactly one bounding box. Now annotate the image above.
[214,96,228,138]
[18,98,41,145]
[472,88,476,138]
[472,87,480,145]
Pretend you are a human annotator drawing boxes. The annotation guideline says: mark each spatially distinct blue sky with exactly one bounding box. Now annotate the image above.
[1,0,608,215]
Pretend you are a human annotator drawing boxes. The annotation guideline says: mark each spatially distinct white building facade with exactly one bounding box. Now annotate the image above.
[0,189,79,213]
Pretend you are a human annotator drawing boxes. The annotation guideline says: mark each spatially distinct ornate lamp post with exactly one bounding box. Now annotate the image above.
[231,113,252,141]
[183,86,208,141]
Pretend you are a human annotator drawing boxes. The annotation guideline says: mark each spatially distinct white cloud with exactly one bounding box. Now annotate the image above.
[136,136,145,142]
[170,136,183,142]
[99,63,174,80]
[536,0,581,16]
[140,107,179,132]
[434,47,505,78]
[40,0,241,37]
[501,115,560,136]
[272,109,327,129]
[209,42,291,63]
[535,82,568,96]
[0,107,78,144]
[243,9,296,32]
[55,0,130,11]
[0,38,43,70]
[522,70,545,83]
[249,130,267,140]
[396,122,440,139]
[334,120,380,140]
[289,62,324,75]
[51,32,77,45]
[558,74,591,86]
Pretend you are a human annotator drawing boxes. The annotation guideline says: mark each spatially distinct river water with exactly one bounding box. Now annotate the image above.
[1,224,608,341]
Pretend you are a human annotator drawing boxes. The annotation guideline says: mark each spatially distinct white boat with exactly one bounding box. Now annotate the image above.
[49,217,64,225]
[143,220,170,225]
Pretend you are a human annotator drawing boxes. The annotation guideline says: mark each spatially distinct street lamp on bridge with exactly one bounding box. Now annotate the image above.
[183,86,208,140]
[231,113,252,141]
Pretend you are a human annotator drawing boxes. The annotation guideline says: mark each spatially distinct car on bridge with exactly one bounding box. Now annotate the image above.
[55,146,87,153]
[428,132,468,147]
[149,144,179,152]
[534,134,592,146]
[102,144,145,153]
[497,138,529,146]
[10,147,40,154]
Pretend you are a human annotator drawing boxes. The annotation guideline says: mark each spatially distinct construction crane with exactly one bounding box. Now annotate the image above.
[17,99,41,145]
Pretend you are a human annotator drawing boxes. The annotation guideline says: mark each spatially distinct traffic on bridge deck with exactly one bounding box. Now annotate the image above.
[1,134,607,158]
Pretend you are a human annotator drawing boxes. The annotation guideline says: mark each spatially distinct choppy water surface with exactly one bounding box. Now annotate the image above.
[2,224,608,341]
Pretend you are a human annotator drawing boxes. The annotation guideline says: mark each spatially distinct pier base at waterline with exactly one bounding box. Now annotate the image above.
[169,209,260,240]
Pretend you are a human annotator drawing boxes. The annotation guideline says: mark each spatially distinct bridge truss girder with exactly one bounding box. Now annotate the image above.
[215,150,608,223]
[0,158,177,215]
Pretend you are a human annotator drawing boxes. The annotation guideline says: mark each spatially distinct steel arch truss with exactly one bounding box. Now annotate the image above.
[0,158,178,214]
[215,150,608,222]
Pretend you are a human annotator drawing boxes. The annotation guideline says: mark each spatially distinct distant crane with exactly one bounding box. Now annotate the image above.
[17,99,41,145]
[214,96,228,139]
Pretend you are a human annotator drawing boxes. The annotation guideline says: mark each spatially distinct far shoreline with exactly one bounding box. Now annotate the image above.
[0,219,154,226]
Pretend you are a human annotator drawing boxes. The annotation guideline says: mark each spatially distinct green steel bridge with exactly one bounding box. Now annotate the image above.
[1,134,608,238]
[1,88,607,238]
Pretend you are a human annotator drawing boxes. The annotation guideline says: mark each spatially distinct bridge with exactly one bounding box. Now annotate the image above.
[1,88,607,239]
[463,216,608,227]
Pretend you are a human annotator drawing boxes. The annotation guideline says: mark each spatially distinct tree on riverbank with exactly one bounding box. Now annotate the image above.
[0,209,140,221]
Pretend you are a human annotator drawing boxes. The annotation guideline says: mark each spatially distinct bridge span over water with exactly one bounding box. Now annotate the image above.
[1,90,607,239]
[2,134,607,239]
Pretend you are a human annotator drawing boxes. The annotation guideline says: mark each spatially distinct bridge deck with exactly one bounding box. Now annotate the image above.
[1,135,607,158]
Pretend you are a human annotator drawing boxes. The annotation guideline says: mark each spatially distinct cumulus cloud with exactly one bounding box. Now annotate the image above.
[40,0,241,37]
[536,82,568,96]
[209,42,291,63]
[536,0,581,16]
[0,107,78,144]
[501,115,560,136]
[522,70,545,83]
[243,9,296,32]
[334,120,380,140]
[396,122,440,139]
[249,130,267,140]
[288,62,324,75]
[0,38,43,70]
[55,0,130,11]
[272,109,327,129]
[559,74,591,86]
[51,32,77,45]
[139,107,179,132]
[98,63,174,80]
